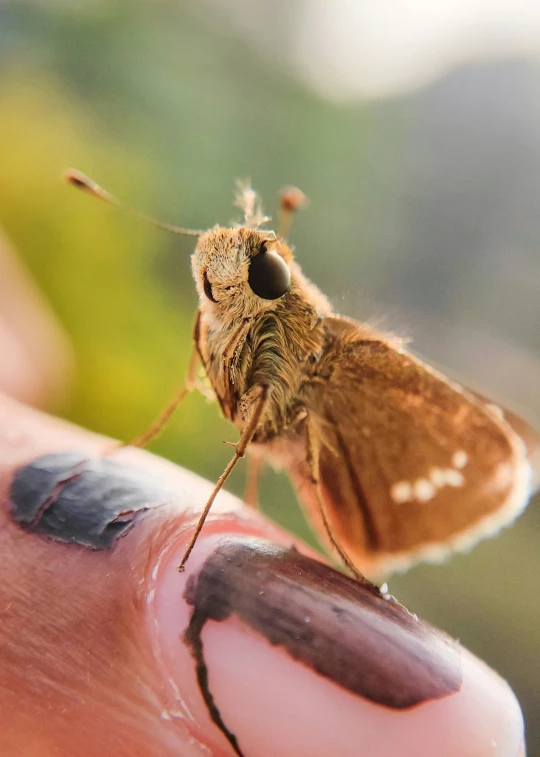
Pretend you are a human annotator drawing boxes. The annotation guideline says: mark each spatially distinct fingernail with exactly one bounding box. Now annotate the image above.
[8,453,176,548]
[153,534,524,757]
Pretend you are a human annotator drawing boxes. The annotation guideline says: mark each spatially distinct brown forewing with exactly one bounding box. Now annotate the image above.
[285,316,533,577]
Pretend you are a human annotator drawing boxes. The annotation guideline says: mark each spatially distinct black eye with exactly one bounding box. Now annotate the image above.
[203,270,217,302]
[248,243,291,300]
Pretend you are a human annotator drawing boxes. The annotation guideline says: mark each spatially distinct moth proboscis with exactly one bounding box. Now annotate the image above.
[65,168,540,580]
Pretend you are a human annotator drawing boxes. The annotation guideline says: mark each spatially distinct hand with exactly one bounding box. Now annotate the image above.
[0,227,525,756]
[0,393,525,757]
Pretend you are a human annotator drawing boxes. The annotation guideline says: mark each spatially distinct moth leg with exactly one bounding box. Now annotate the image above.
[126,344,201,449]
[305,415,370,585]
[178,384,269,571]
[219,318,253,411]
[244,454,263,508]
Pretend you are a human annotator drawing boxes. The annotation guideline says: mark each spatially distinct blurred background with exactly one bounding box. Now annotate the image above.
[0,0,539,752]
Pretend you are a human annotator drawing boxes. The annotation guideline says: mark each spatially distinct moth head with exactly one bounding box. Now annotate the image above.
[64,171,297,325]
[192,226,292,323]
[192,181,295,324]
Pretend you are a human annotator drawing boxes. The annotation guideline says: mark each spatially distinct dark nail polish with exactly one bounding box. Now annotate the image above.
[9,453,175,549]
[184,537,462,756]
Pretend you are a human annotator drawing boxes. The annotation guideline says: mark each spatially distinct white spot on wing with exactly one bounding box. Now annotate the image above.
[361,424,532,578]
[392,453,467,506]
[390,481,413,503]
[429,467,445,487]
[414,478,436,502]
[445,469,465,487]
[452,450,468,469]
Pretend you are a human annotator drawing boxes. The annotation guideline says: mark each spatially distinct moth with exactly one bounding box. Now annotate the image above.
[66,169,539,579]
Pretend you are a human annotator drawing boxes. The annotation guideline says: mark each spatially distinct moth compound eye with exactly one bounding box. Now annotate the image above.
[248,243,291,300]
[203,270,217,303]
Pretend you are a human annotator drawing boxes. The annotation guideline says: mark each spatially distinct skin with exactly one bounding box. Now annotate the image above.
[0,233,527,757]
[0,395,527,757]
[0,230,72,407]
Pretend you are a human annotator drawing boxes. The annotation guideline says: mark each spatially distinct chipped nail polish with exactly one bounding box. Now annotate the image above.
[153,535,526,757]
[9,453,175,549]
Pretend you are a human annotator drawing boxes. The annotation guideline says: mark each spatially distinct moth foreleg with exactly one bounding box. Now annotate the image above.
[178,384,270,571]
[244,454,263,508]
[305,415,371,586]
[220,318,253,406]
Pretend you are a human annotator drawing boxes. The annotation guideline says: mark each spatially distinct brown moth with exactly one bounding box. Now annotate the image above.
[65,170,539,579]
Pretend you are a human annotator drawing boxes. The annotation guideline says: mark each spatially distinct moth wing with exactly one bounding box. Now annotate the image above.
[286,316,534,578]
[467,390,540,492]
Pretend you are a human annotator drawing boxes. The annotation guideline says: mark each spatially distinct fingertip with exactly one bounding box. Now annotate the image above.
[0,406,526,757]
[152,532,525,757]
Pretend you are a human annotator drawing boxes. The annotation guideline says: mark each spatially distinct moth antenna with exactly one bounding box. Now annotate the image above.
[234,179,269,229]
[278,186,309,239]
[64,169,204,237]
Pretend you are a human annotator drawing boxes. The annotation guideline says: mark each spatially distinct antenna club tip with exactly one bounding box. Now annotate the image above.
[63,168,96,192]
[279,186,309,213]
